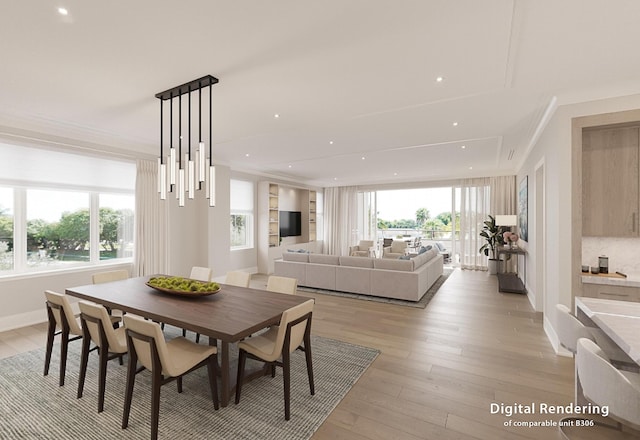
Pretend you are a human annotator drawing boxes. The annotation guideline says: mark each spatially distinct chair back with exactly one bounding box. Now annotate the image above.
[123,314,175,376]
[78,301,126,352]
[267,275,298,295]
[190,266,212,282]
[382,238,393,247]
[577,338,640,429]
[225,271,251,288]
[44,290,83,335]
[271,300,314,358]
[92,269,129,284]
[358,240,374,249]
[555,304,592,353]
[391,240,408,253]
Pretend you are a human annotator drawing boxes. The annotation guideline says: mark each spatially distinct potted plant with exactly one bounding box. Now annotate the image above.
[479,214,504,274]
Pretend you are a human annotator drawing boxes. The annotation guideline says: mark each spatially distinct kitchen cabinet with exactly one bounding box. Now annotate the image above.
[582,126,639,236]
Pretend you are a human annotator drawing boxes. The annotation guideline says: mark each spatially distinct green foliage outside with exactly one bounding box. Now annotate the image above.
[378,208,460,238]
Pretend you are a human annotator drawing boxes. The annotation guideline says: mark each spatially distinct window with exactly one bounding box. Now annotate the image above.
[0,187,13,271]
[230,180,254,250]
[0,142,135,276]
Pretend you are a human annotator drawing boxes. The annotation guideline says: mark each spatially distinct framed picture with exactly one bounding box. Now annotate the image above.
[519,176,528,242]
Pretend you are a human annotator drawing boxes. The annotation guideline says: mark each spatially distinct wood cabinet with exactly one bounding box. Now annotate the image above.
[582,126,639,236]
[581,283,640,302]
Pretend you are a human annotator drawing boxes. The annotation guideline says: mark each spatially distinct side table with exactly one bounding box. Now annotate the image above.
[496,247,527,294]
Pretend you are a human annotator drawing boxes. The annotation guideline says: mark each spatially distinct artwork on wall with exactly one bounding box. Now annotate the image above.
[519,176,528,242]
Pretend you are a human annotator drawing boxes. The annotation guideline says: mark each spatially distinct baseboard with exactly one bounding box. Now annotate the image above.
[543,313,572,357]
[0,309,47,333]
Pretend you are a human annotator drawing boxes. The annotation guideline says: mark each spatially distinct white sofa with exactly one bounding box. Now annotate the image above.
[274,248,444,302]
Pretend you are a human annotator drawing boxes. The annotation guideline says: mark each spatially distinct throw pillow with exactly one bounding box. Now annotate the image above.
[398,255,411,260]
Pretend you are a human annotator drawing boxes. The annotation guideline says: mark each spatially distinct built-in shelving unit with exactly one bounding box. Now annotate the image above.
[257,181,322,274]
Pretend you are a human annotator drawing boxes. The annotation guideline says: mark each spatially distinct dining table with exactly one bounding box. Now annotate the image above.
[65,275,310,407]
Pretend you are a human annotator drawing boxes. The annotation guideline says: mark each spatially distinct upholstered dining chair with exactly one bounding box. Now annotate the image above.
[266,275,298,295]
[77,301,128,413]
[92,269,129,284]
[185,266,213,342]
[235,299,315,420]
[190,266,212,282]
[348,240,374,257]
[44,290,84,386]
[571,338,640,438]
[225,271,251,288]
[382,240,408,258]
[122,314,219,440]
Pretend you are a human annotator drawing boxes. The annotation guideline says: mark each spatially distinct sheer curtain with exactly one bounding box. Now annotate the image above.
[459,176,516,270]
[134,159,168,276]
[324,186,359,256]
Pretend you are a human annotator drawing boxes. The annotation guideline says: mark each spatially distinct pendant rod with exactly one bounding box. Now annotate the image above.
[159,99,163,164]
[209,83,212,166]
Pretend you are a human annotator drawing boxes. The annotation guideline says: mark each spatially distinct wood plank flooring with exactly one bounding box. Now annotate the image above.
[0,269,578,440]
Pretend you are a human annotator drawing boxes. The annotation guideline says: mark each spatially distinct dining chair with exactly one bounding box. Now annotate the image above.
[44,290,84,386]
[184,266,213,342]
[92,269,129,326]
[77,301,128,413]
[235,299,315,420]
[122,314,219,440]
[569,338,640,439]
[225,271,251,288]
[266,275,298,295]
[190,266,212,282]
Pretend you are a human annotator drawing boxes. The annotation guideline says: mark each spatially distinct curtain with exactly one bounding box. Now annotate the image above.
[459,178,490,270]
[459,176,517,270]
[323,186,359,256]
[134,160,168,276]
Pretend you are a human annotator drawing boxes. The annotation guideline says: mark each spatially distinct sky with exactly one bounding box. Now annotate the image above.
[376,187,455,222]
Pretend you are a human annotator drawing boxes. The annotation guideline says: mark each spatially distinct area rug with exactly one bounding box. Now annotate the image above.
[0,329,379,440]
[298,267,454,309]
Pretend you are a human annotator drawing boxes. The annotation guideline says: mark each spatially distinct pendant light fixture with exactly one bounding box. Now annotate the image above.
[156,75,219,207]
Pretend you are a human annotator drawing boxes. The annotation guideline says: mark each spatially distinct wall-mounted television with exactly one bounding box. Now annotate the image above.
[279,211,302,237]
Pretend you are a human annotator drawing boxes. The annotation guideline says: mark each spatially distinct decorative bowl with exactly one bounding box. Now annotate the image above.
[146,276,221,297]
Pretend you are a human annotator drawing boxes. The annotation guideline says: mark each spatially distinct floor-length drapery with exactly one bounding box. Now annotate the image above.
[324,186,359,256]
[459,176,516,270]
[134,160,168,276]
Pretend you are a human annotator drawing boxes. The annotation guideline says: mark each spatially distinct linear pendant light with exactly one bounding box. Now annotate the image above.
[156,75,219,207]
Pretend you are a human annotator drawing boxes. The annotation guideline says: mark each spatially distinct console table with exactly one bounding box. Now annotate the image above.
[496,247,527,294]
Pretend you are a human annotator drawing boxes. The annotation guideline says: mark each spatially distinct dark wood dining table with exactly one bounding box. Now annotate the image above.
[65,275,309,407]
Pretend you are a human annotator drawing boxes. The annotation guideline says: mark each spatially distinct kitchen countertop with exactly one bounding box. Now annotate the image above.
[582,272,640,288]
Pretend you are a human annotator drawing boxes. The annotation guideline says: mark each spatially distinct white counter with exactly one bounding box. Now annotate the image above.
[581,272,640,288]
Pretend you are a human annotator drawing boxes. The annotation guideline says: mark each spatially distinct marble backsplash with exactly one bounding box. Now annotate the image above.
[582,236,640,275]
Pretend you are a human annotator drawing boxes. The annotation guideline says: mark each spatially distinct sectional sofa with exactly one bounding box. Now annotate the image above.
[274,248,444,302]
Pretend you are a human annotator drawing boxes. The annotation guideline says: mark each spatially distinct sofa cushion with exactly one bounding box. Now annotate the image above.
[309,254,340,265]
[374,258,414,272]
[339,256,374,268]
[282,252,310,263]
[411,248,436,269]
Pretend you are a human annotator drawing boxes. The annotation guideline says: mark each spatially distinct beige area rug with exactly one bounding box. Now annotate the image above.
[0,327,379,440]
[297,267,454,309]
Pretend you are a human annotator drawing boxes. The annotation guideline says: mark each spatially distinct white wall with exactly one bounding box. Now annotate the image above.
[519,92,640,351]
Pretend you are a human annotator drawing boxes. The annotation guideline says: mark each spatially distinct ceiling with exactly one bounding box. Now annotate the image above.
[3,0,640,188]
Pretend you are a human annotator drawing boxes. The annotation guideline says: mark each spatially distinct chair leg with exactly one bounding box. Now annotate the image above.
[76,331,91,399]
[207,355,219,410]
[43,313,56,376]
[304,338,315,395]
[195,333,201,344]
[59,328,70,386]
[177,376,183,393]
[235,349,247,404]
[122,349,138,430]
[182,329,186,337]
[283,349,291,420]
[151,367,162,440]
[97,347,109,413]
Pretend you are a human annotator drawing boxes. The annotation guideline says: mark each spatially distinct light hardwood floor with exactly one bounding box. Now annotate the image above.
[0,269,577,440]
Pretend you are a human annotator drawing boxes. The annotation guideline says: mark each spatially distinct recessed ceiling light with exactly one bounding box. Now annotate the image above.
[288,165,292,168]
[393,172,398,176]
[469,166,473,170]
[58,7,68,15]
[245,153,250,157]
[361,156,366,160]
[329,141,334,145]
[274,114,280,119]
[461,145,466,149]
[452,122,458,127]
[333,177,338,181]
[436,76,444,82]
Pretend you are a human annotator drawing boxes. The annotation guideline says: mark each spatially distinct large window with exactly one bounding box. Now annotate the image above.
[230,180,254,250]
[0,187,13,271]
[0,142,135,275]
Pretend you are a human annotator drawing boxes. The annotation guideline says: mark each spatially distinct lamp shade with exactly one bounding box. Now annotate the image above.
[495,215,517,226]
